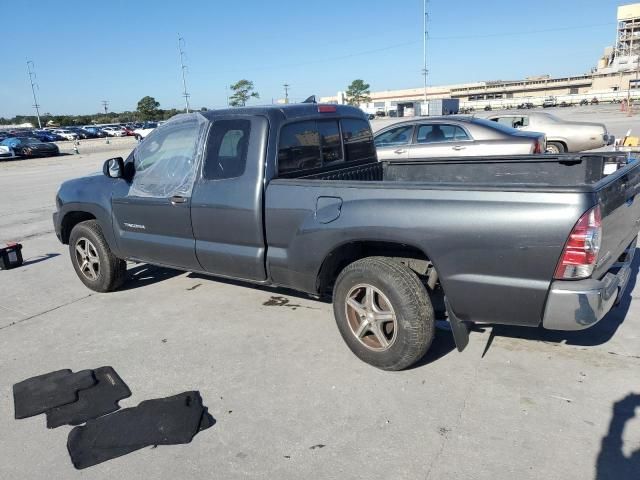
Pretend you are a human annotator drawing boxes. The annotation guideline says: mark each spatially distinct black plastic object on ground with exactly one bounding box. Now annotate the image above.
[13,369,96,419]
[67,391,214,469]
[46,367,131,428]
[0,243,23,269]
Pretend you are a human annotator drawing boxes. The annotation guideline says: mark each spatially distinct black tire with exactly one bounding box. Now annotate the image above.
[68,220,127,292]
[546,141,566,154]
[333,256,434,371]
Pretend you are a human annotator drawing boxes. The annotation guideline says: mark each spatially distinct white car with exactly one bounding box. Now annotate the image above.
[0,145,14,158]
[133,122,158,140]
[102,126,126,137]
[52,129,79,141]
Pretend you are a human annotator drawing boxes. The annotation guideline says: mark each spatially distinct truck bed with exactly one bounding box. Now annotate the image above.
[296,153,634,191]
[266,152,640,329]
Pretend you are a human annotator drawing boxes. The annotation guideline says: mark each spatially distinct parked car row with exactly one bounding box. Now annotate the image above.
[0,121,163,144]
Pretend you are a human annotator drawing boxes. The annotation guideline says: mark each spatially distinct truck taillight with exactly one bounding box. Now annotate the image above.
[554,205,602,280]
[533,138,543,154]
[318,105,337,113]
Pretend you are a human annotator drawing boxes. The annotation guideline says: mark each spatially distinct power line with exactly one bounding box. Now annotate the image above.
[226,22,616,75]
[178,34,191,113]
[26,60,42,129]
[101,100,109,114]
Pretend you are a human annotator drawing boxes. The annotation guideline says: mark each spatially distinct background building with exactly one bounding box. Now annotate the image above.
[321,3,640,115]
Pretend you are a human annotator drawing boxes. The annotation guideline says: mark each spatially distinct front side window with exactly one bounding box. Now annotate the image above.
[416,124,470,143]
[203,119,251,180]
[129,118,203,198]
[374,125,414,147]
[492,116,528,129]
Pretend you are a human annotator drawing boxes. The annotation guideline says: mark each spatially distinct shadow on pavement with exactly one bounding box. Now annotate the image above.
[187,272,332,304]
[119,264,183,291]
[22,253,60,266]
[408,329,457,369]
[596,393,640,480]
[489,248,640,348]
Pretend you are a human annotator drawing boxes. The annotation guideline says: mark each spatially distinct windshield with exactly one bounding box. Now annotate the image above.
[22,138,41,144]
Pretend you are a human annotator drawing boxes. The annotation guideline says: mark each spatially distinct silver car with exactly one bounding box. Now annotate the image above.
[485,112,613,153]
[374,117,545,161]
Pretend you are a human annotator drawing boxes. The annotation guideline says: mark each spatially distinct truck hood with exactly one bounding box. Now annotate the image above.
[56,172,113,206]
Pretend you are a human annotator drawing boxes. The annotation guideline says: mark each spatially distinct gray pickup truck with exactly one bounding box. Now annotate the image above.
[53,104,640,370]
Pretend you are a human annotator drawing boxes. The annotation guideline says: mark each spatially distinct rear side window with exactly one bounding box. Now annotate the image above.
[203,119,251,180]
[416,124,469,143]
[341,119,375,162]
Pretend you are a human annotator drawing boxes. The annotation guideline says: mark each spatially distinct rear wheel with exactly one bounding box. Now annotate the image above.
[333,257,434,370]
[69,220,126,292]
[546,141,565,154]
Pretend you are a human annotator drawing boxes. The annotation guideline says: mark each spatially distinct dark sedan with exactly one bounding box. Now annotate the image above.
[32,130,65,142]
[0,137,59,158]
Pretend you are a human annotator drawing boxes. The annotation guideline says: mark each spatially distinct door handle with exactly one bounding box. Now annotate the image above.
[452,145,466,151]
[170,195,188,205]
[394,148,407,154]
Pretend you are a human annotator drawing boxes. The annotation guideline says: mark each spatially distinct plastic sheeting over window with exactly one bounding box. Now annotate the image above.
[128,113,209,198]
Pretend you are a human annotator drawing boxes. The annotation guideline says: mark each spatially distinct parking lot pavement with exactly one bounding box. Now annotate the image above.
[1,142,639,479]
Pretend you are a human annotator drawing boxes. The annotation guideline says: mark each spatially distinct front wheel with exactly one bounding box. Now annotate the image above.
[333,257,435,370]
[68,220,127,292]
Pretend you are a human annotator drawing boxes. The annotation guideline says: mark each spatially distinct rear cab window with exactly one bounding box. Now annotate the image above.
[277,117,375,176]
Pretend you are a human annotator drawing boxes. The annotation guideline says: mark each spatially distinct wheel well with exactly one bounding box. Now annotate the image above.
[61,211,96,244]
[547,140,567,151]
[316,241,432,295]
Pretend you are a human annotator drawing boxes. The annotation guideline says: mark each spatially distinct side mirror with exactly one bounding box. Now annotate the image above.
[103,157,124,178]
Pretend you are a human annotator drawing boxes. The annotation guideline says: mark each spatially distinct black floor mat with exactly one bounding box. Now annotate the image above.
[13,369,96,419]
[46,367,131,428]
[67,391,214,469]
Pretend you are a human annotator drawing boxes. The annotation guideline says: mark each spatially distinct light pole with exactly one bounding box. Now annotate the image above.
[283,83,290,104]
[422,0,428,106]
[178,34,191,113]
[26,60,42,128]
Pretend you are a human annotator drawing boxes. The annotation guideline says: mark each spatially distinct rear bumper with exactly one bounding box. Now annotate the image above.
[542,239,636,330]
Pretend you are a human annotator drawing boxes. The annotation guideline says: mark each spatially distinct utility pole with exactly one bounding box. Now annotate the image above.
[283,83,290,104]
[178,34,191,113]
[422,0,429,106]
[26,60,42,128]
[101,100,109,114]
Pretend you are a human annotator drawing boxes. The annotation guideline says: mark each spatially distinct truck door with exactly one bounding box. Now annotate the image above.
[190,116,268,281]
[111,117,204,270]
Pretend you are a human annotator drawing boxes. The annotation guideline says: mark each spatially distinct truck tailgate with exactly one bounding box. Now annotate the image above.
[593,160,640,277]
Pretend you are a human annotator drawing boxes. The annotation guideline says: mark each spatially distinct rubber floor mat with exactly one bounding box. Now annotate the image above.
[46,367,131,428]
[13,369,96,419]
[67,391,214,469]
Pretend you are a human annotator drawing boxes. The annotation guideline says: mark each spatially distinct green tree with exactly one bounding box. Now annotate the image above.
[137,96,160,120]
[229,79,259,107]
[345,79,371,106]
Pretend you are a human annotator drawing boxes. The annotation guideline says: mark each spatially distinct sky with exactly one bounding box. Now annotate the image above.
[0,0,627,117]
